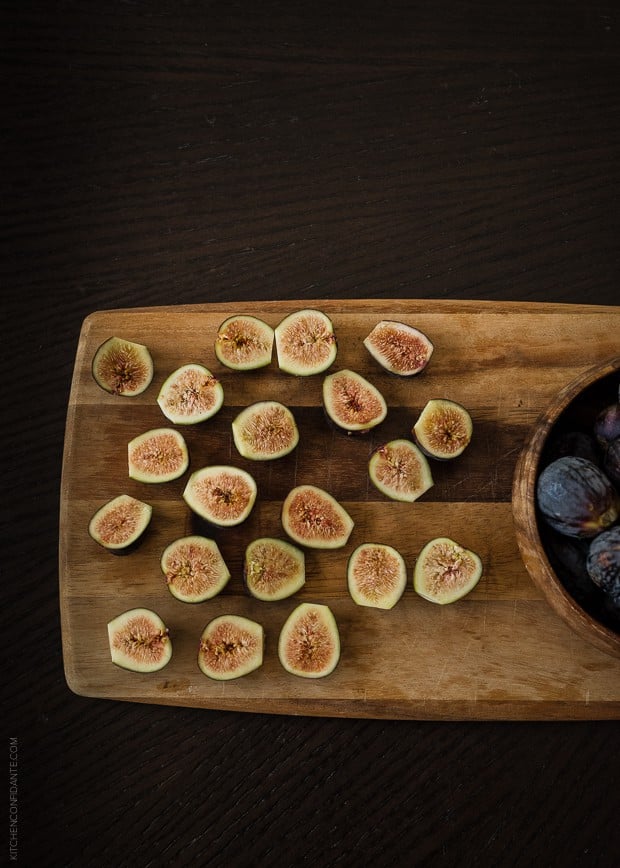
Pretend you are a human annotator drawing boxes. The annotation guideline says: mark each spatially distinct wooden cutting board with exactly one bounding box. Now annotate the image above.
[59,299,620,720]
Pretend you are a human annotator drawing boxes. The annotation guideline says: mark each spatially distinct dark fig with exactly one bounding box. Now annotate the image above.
[198,615,264,680]
[128,428,189,483]
[214,314,274,371]
[544,533,600,607]
[368,439,433,502]
[89,494,152,551]
[107,608,172,672]
[603,438,620,488]
[413,537,483,604]
[157,363,224,424]
[586,526,620,598]
[278,603,340,678]
[232,401,299,460]
[160,535,230,603]
[413,399,473,460]
[322,369,387,434]
[92,336,154,396]
[183,466,257,527]
[363,320,433,376]
[275,309,337,376]
[281,485,354,549]
[593,403,620,450]
[244,537,305,601]
[347,542,407,609]
[536,456,619,538]
[546,431,600,466]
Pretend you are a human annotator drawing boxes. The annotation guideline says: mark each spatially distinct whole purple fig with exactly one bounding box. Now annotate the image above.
[593,403,620,450]
[536,456,619,538]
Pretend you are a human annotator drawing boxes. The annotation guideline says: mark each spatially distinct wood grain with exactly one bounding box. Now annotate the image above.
[60,299,620,719]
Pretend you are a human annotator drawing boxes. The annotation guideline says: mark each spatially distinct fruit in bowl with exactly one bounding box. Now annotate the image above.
[513,358,620,658]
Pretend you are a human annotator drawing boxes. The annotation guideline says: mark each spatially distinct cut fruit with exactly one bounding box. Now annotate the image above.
[107,608,172,672]
[281,485,354,549]
[244,537,305,601]
[92,336,154,396]
[347,543,407,609]
[322,369,387,434]
[88,494,152,551]
[128,428,189,483]
[413,537,483,604]
[198,615,264,680]
[214,314,274,371]
[160,535,230,603]
[183,465,257,526]
[413,399,473,460]
[278,603,340,678]
[157,363,224,425]
[275,309,337,375]
[363,320,433,376]
[368,439,433,502]
[232,401,299,461]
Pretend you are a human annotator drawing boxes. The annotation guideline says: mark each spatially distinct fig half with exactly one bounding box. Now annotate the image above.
[157,363,224,425]
[160,535,230,603]
[322,369,387,434]
[275,309,337,376]
[128,428,189,483]
[183,465,257,526]
[281,484,354,549]
[244,537,305,601]
[232,401,299,460]
[347,542,407,609]
[278,603,340,678]
[413,399,473,460]
[214,314,274,371]
[363,320,433,376]
[92,336,154,396]
[88,494,152,551]
[413,537,483,604]
[368,439,433,502]
[198,615,264,680]
[107,608,172,672]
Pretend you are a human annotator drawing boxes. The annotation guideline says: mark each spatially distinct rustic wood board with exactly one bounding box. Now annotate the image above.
[59,299,620,720]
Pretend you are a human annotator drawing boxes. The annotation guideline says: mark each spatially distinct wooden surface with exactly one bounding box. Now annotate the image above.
[61,299,620,719]
[6,1,620,865]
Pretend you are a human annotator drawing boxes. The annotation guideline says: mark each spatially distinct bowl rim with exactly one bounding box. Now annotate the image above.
[512,355,620,658]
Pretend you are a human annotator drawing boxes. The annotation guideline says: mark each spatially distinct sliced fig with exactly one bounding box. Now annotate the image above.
[586,526,620,598]
[281,484,354,549]
[183,465,257,526]
[198,615,263,680]
[278,602,340,678]
[413,399,473,460]
[275,309,337,376]
[347,542,407,609]
[244,537,305,601]
[88,494,152,551]
[368,439,433,503]
[92,336,154,396]
[160,535,230,603]
[363,320,433,376]
[413,537,483,604]
[214,314,274,371]
[593,403,620,450]
[322,369,387,434]
[128,428,189,483]
[107,608,172,672]
[232,401,299,461]
[157,363,224,425]
[536,456,619,538]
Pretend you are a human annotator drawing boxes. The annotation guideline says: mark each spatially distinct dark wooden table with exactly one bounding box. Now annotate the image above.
[5,2,619,865]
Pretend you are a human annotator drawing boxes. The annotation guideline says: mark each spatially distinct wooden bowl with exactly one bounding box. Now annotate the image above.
[513,356,620,658]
